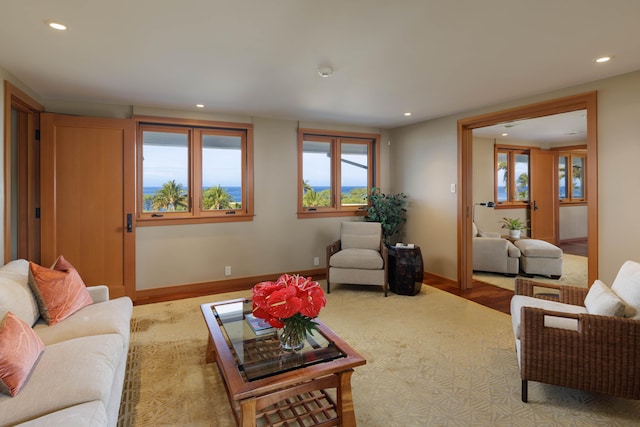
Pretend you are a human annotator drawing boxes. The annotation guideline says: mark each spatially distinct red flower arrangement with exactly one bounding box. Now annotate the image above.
[252,274,326,335]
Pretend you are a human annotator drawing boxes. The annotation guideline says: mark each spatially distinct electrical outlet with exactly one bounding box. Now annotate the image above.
[225,266,231,276]
[313,257,320,266]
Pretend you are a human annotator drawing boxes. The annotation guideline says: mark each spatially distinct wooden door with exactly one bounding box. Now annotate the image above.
[40,113,135,298]
[530,149,557,243]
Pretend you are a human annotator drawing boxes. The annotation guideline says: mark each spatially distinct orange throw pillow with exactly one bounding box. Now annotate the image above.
[28,256,93,325]
[0,312,45,396]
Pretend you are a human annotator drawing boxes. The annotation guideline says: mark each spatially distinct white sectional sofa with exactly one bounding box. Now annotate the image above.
[0,259,133,427]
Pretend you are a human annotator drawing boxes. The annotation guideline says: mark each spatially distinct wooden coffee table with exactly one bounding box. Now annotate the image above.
[201,298,366,427]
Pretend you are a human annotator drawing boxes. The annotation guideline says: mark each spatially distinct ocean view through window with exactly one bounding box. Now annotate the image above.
[495,145,529,206]
[135,116,254,225]
[298,128,379,218]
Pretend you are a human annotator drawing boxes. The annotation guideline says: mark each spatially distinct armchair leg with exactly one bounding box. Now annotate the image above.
[522,380,528,402]
[327,281,331,294]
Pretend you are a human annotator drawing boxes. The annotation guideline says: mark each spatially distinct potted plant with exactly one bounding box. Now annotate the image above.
[499,217,528,239]
[364,187,408,246]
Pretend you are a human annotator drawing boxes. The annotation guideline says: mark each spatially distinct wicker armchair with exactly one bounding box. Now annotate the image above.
[512,278,640,402]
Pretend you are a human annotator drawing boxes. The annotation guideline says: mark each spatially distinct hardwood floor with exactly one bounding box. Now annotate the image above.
[557,239,588,257]
[424,275,513,315]
[423,239,587,316]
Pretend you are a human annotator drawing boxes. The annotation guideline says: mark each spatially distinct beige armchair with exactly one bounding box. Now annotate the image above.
[472,223,520,275]
[326,222,389,296]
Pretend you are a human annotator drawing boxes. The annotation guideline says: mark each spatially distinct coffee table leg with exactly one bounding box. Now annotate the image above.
[240,398,257,427]
[336,369,356,427]
[205,335,216,363]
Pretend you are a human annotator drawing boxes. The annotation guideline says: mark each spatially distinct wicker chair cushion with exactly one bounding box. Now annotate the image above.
[610,260,640,319]
[510,295,587,339]
[584,280,626,317]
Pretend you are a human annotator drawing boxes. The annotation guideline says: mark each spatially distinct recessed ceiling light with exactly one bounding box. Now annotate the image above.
[317,65,333,78]
[46,20,67,31]
[595,56,612,63]
[404,112,412,116]
[501,133,509,137]
[196,104,204,108]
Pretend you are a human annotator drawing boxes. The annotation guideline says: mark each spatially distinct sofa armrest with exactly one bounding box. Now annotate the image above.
[472,237,511,254]
[326,240,341,259]
[326,239,341,278]
[515,278,588,306]
[87,285,110,303]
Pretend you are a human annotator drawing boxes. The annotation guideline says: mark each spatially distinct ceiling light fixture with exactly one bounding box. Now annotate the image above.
[404,112,412,116]
[501,133,509,137]
[46,20,67,30]
[595,56,612,63]
[317,65,333,78]
[196,104,204,108]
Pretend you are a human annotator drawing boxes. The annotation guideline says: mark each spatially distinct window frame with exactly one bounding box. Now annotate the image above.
[134,115,254,226]
[297,128,380,219]
[494,144,531,208]
[555,146,587,204]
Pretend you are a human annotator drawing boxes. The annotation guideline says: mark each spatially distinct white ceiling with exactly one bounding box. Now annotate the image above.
[473,110,587,145]
[1,1,639,129]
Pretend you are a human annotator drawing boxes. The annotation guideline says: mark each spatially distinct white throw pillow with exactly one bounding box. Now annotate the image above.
[610,260,640,319]
[584,280,626,317]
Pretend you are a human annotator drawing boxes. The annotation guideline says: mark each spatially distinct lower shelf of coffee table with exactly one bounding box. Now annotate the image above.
[254,389,338,427]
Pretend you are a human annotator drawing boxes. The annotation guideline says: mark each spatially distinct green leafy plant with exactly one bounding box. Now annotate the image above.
[499,217,528,231]
[364,187,408,245]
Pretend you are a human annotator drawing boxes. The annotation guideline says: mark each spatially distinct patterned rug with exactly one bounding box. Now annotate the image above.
[473,253,589,291]
[117,283,640,426]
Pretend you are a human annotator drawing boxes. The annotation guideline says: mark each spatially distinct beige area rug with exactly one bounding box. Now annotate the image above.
[474,253,589,291]
[117,283,640,427]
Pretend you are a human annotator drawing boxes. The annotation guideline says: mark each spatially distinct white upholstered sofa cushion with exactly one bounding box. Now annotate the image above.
[0,334,125,427]
[0,260,39,326]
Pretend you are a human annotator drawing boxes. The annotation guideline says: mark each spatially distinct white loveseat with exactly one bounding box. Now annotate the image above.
[0,259,133,427]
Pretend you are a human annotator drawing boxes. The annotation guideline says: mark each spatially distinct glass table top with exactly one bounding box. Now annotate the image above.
[212,299,344,381]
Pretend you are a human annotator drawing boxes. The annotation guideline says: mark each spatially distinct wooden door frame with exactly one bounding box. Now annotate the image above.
[457,92,598,290]
[3,81,43,263]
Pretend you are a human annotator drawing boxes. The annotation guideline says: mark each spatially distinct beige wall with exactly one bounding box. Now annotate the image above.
[131,111,391,290]
[391,70,640,285]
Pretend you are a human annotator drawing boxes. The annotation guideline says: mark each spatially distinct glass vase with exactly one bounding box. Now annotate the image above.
[278,319,306,352]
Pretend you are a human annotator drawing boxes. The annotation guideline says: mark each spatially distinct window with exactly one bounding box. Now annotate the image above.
[298,129,379,218]
[135,116,253,225]
[495,146,530,206]
[558,149,586,203]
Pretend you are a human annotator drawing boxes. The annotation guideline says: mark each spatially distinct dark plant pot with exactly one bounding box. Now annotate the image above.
[388,246,423,296]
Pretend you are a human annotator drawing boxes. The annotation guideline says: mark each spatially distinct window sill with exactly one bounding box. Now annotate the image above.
[136,214,254,226]
[297,210,366,220]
